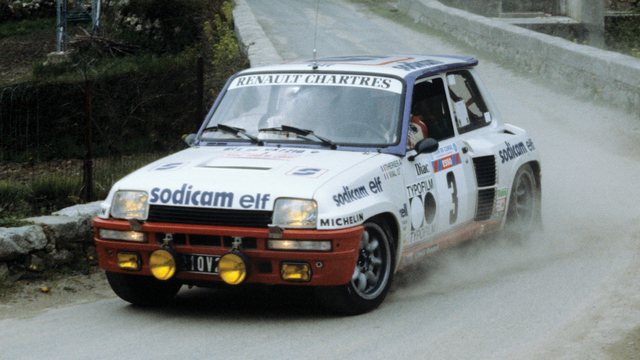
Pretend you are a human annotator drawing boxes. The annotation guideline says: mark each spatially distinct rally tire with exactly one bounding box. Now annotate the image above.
[106,271,182,306]
[505,164,540,238]
[316,220,395,315]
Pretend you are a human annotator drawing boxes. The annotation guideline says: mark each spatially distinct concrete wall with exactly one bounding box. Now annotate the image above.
[398,0,640,114]
[563,0,605,45]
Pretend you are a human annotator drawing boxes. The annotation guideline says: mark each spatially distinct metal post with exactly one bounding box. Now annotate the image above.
[196,56,204,128]
[81,80,93,202]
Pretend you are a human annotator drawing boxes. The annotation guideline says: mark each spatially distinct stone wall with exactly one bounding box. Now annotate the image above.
[0,202,101,274]
[398,0,640,114]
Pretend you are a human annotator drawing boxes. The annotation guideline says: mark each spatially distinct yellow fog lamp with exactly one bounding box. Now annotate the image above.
[281,262,311,282]
[149,248,178,280]
[117,252,141,271]
[218,251,250,285]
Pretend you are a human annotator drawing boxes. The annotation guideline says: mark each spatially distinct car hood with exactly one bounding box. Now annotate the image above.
[105,146,381,211]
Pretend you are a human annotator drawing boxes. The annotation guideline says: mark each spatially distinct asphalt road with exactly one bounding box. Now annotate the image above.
[2,1,640,359]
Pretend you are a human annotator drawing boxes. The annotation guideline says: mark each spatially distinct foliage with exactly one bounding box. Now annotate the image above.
[0,175,81,219]
[605,15,640,57]
[101,0,205,54]
[203,1,248,97]
[0,0,247,219]
[0,217,33,227]
[0,17,55,38]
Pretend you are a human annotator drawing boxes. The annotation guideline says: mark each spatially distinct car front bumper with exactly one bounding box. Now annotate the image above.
[93,217,362,286]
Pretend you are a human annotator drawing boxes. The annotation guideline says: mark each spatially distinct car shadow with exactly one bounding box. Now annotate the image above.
[116,284,335,320]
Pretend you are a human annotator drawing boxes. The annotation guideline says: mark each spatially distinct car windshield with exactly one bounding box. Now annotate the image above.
[200,73,404,147]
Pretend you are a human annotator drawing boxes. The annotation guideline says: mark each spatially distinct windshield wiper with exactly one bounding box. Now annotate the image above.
[202,124,262,145]
[259,125,337,149]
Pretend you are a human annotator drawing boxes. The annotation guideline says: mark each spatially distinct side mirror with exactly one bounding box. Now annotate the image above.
[408,138,439,161]
[183,133,197,146]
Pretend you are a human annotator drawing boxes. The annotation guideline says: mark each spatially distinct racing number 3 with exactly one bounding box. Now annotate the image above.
[446,172,458,224]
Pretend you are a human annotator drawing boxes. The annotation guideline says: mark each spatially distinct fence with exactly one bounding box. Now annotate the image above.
[0,63,205,217]
[0,85,42,163]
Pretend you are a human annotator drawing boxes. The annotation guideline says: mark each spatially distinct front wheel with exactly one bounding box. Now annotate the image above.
[505,164,540,238]
[316,221,395,315]
[106,271,182,306]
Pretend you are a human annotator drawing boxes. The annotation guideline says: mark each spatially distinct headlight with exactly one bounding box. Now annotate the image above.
[110,191,149,220]
[272,198,317,229]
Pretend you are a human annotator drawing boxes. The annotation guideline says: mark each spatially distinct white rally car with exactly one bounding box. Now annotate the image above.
[93,55,541,314]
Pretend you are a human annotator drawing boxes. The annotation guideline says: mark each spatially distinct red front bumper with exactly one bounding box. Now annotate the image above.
[93,217,362,286]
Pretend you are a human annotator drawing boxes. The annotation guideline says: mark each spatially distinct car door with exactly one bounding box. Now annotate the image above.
[403,75,474,251]
[406,75,477,241]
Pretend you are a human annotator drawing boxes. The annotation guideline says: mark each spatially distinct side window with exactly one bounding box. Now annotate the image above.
[408,77,454,149]
[446,70,491,134]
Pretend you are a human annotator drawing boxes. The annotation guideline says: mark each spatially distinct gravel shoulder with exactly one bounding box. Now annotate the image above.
[0,269,114,321]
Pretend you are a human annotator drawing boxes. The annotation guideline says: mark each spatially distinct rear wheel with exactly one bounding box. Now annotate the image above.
[106,271,182,306]
[505,164,540,237]
[316,221,395,315]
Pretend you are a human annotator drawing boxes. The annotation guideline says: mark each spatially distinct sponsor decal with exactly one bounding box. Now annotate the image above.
[399,203,409,218]
[406,179,434,199]
[286,167,328,178]
[149,162,189,171]
[429,143,458,160]
[495,187,508,213]
[333,176,383,207]
[229,73,403,94]
[432,153,461,173]
[333,185,369,207]
[369,176,383,194]
[381,159,402,179]
[406,179,437,244]
[392,59,443,71]
[499,138,535,164]
[415,244,440,259]
[223,147,305,153]
[414,160,430,176]
[221,152,302,161]
[320,213,364,227]
[401,253,414,266]
[149,184,271,209]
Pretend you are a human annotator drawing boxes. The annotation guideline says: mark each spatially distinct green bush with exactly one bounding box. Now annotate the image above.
[103,0,206,54]
[605,15,640,57]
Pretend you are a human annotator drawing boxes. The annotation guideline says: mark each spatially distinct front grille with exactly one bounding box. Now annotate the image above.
[155,233,258,249]
[475,188,495,221]
[148,205,273,228]
[473,156,497,187]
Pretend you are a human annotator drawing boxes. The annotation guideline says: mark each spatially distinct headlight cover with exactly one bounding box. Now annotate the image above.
[272,198,317,229]
[110,191,149,220]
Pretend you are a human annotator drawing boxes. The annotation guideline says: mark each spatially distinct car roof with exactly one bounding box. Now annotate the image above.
[239,55,478,79]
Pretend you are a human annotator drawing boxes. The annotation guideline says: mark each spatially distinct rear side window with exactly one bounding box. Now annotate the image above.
[446,70,492,134]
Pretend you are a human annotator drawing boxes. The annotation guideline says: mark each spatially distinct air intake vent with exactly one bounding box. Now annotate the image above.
[148,205,273,228]
[475,189,495,221]
[473,156,496,187]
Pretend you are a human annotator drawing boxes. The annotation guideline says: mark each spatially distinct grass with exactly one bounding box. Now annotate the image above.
[31,47,202,84]
[0,216,33,227]
[0,17,56,39]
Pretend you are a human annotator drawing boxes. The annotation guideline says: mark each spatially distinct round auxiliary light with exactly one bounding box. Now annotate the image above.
[149,248,178,280]
[218,251,250,285]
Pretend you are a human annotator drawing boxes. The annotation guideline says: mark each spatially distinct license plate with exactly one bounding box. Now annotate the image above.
[183,254,220,274]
